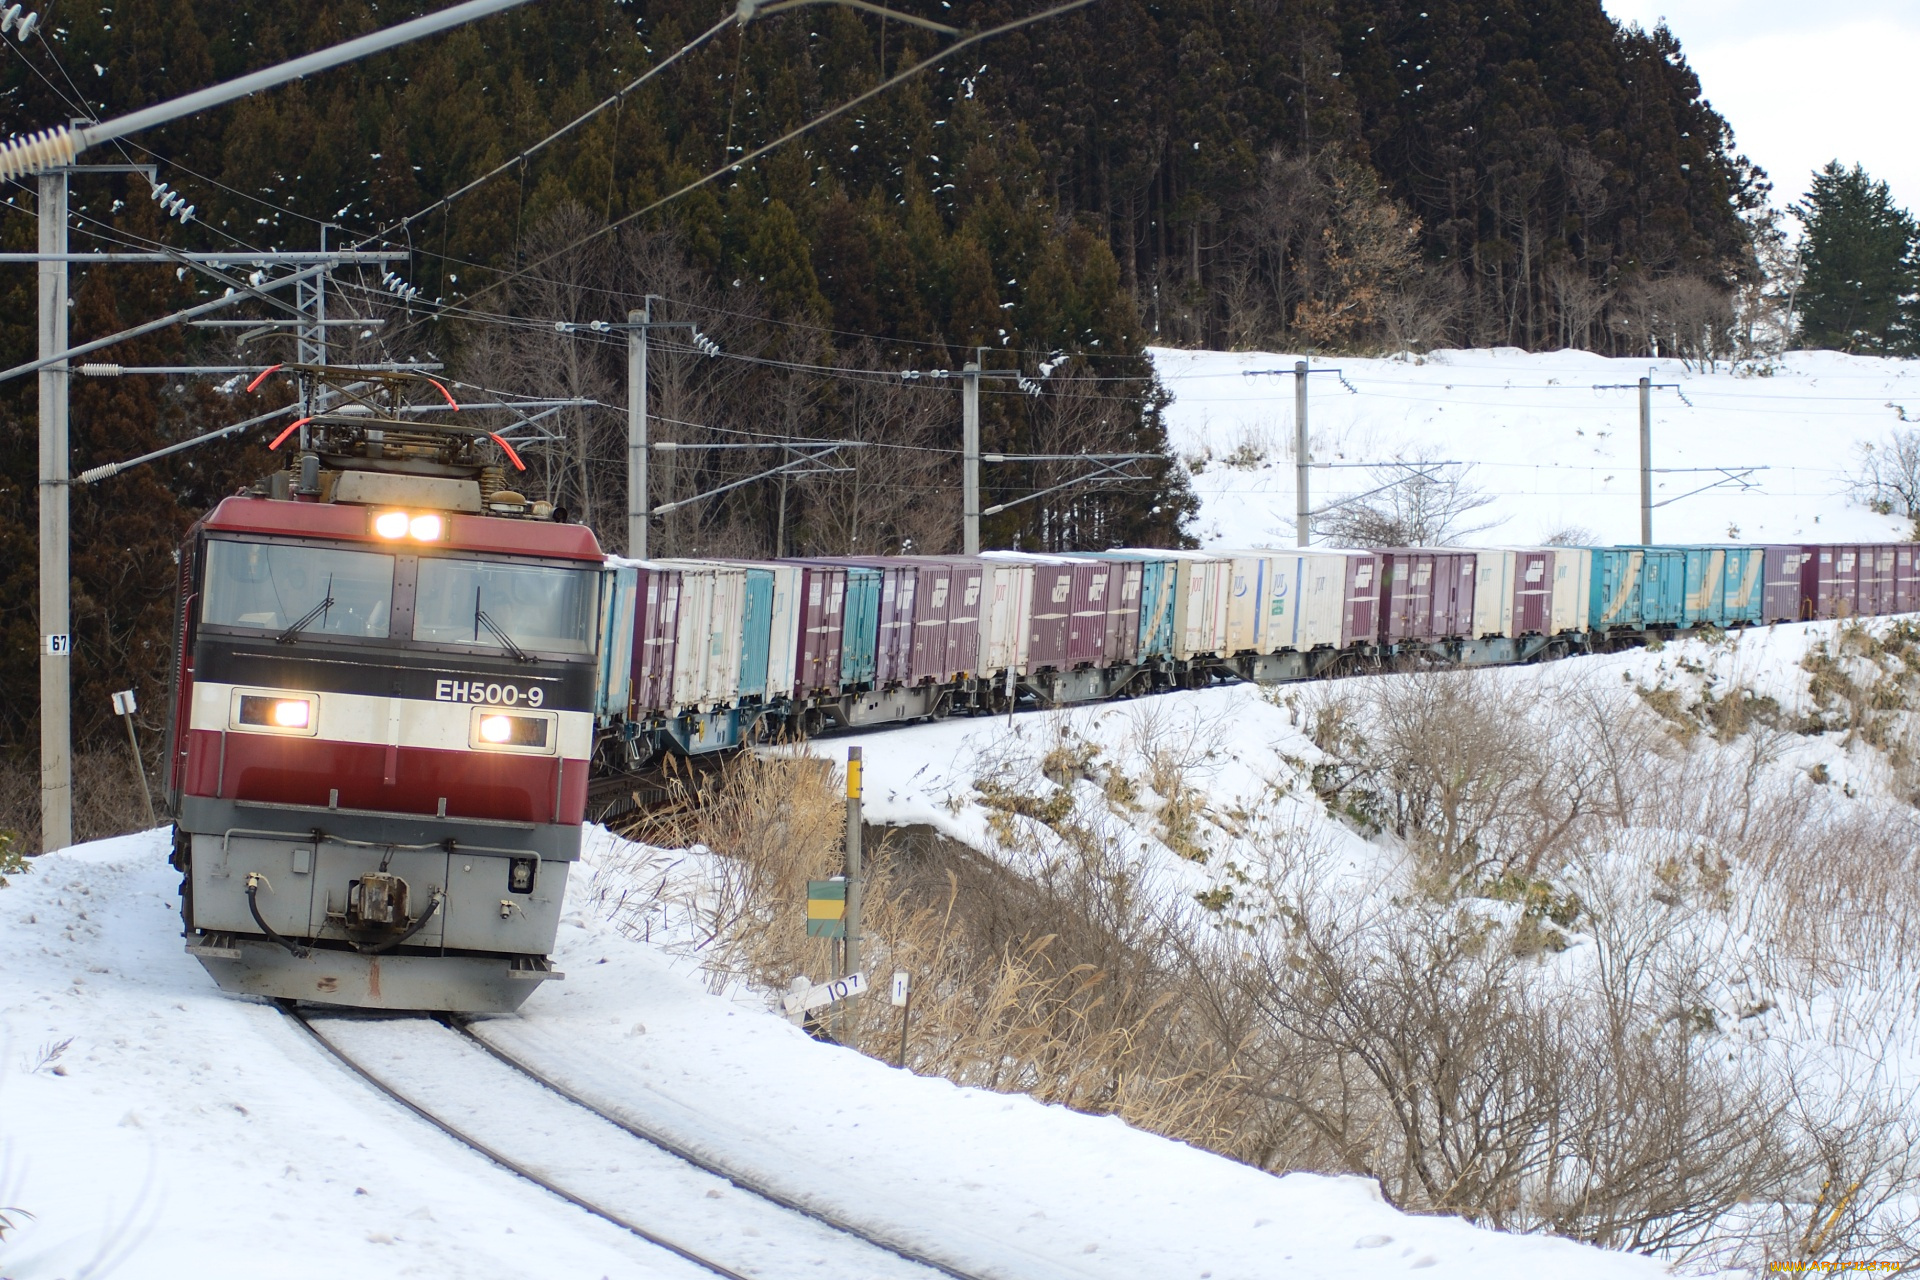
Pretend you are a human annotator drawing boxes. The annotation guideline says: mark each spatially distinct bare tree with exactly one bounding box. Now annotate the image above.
[1317,456,1500,546]
[1850,428,1920,539]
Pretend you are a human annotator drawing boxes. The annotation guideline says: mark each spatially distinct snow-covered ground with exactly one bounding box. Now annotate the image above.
[1150,346,1920,548]
[9,346,1916,1278]
[0,826,1670,1279]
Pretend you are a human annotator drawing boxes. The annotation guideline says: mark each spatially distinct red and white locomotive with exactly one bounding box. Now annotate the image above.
[164,370,607,1011]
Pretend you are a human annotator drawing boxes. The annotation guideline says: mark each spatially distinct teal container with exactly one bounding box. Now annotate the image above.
[1590,547,1687,630]
[737,567,774,700]
[1720,546,1765,625]
[840,566,881,686]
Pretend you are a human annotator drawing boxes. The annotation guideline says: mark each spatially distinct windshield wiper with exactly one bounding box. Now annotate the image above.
[472,588,531,663]
[277,574,335,644]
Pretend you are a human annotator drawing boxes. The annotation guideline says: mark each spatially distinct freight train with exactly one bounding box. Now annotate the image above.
[163,369,1915,1012]
[597,541,1916,763]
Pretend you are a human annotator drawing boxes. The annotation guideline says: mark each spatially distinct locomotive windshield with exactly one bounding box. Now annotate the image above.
[413,557,597,656]
[202,540,395,637]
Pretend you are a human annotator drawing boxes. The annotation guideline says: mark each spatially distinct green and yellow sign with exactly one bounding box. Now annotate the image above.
[807,879,846,938]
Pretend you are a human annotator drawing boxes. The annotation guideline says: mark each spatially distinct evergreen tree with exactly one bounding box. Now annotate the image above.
[1794,161,1919,353]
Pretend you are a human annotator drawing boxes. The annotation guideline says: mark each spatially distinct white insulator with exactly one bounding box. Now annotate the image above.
[76,363,122,377]
[0,7,20,35]
[14,11,35,39]
[178,203,194,223]
[0,125,77,182]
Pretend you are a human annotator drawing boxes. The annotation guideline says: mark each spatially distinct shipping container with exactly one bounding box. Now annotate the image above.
[1142,550,1231,659]
[902,557,987,678]
[623,561,682,714]
[1471,551,1517,639]
[1087,552,1176,660]
[1098,558,1143,665]
[1896,545,1920,614]
[1866,544,1898,617]
[1280,553,1353,649]
[1340,551,1384,648]
[984,553,1102,671]
[652,560,746,710]
[979,557,1033,674]
[1381,550,1477,643]
[1680,547,1729,627]
[1512,548,1555,635]
[597,563,638,717]
[791,564,848,696]
[736,567,774,701]
[1721,547,1766,627]
[1761,546,1811,623]
[840,566,881,686]
[1590,548,1686,630]
[1545,549,1594,634]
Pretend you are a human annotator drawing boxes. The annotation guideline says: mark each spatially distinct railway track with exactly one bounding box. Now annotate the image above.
[283,1005,989,1280]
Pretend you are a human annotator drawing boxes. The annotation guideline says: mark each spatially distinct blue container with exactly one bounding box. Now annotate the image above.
[1590,547,1687,630]
[1720,546,1766,626]
[737,567,774,700]
[1680,547,1726,627]
[840,566,881,686]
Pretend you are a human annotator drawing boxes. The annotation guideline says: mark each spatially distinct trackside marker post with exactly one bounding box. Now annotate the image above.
[892,970,912,1067]
[111,689,155,827]
[782,971,866,1015]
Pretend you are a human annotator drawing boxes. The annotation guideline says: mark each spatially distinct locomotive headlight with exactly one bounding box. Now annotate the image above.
[408,513,444,542]
[373,510,410,539]
[232,691,319,736]
[469,708,555,753]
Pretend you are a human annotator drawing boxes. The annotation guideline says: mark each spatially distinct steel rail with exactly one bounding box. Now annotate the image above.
[281,1006,754,1280]
[447,1017,991,1280]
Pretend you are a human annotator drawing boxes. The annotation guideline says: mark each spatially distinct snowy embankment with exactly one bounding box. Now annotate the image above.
[782,615,1920,1273]
[1150,345,1920,548]
[0,830,1668,1278]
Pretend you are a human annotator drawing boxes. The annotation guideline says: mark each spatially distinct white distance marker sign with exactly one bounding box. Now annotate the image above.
[783,971,867,1015]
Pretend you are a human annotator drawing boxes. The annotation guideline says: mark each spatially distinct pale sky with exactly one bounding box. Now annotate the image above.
[1602,0,1920,218]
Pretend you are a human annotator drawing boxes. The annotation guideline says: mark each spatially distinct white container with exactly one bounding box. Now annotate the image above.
[653,560,745,711]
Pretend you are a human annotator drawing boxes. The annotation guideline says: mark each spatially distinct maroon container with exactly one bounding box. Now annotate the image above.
[1761,546,1810,623]
[1341,553,1382,648]
[794,565,847,695]
[1026,559,1076,669]
[1866,545,1898,616]
[1066,562,1105,667]
[1897,545,1920,614]
[1381,550,1477,643]
[903,556,986,679]
[1513,550,1553,635]
[629,565,682,714]
[1098,560,1143,664]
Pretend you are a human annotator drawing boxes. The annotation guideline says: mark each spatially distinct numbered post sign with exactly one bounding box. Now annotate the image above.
[41,634,71,656]
[111,689,137,716]
[891,971,910,1007]
[783,971,867,1015]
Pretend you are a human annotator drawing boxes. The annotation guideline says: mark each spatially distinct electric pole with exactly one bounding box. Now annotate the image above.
[950,348,1017,554]
[1295,359,1309,548]
[962,356,980,555]
[1242,361,1353,547]
[1595,374,1687,545]
[559,299,716,559]
[1639,375,1652,544]
[629,302,648,558]
[38,167,70,851]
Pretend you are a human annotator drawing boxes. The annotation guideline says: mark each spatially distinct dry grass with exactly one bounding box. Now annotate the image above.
[0,744,164,856]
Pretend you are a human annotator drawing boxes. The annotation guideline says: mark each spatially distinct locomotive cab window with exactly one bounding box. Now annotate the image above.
[412,558,597,656]
[201,540,395,638]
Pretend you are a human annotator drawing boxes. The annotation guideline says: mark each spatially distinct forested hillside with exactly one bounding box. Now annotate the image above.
[0,0,1754,768]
